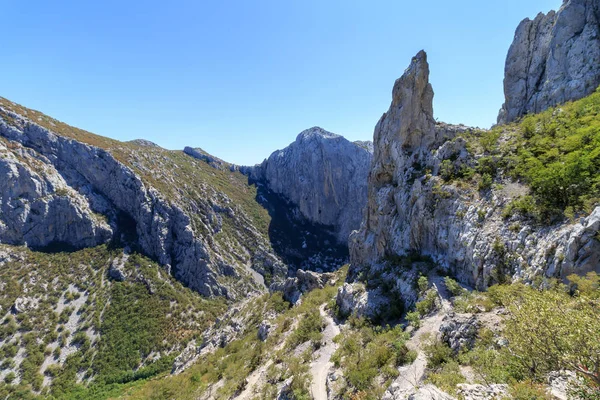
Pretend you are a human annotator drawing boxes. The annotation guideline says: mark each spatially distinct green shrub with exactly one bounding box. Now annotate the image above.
[509,380,553,399]
[4,372,15,384]
[406,311,421,329]
[444,277,464,296]
[417,275,429,294]
[478,173,493,191]
[416,289,438,317]
[332,322,411,396]
[422,336,453,368]
[425,361,465,395]
[440,160,454,181]
[287,309,324,349]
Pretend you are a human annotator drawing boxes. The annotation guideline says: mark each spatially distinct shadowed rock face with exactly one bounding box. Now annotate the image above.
[250,127,373,245]
[498,0,600,123]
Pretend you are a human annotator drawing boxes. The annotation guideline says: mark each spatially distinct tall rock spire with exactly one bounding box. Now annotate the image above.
[371,50,436,189]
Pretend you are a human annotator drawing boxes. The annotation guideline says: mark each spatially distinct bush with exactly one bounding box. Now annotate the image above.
[4,372,15,384]
[502,283,600,386]
[478,173,493,191]
[440,160,454,181]
[417,275,429,294]
[509,380,552,400]
[332,322,411,396]
[425,361,465,395]
[422,336,453,368]
[406,311,421,329]
[416,290,438,317]
[444,277,464,296]
[287,309,324,349]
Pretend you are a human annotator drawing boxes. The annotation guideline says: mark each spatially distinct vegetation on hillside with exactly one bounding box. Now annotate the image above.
[453,87,600,223]
[0,245,226,400]
[416,273,600,398]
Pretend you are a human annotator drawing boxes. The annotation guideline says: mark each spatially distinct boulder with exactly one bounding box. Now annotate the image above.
[271,269,334,304]
[257,320,271,341]
[12,297,39,314]
[457,384,509,400]
[439,313,481,353]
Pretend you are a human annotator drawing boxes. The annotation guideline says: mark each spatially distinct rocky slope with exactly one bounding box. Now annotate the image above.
[0,137,112,250]
[0,98,286,299]
[249,126,373,245]
[0,244,228,396]
[498,0,600,123]
[348,50,599,312]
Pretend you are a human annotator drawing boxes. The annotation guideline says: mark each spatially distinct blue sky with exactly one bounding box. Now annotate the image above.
[3,0,559,165]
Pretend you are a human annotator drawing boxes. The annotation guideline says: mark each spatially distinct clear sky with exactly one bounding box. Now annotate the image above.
[3,0,560,165]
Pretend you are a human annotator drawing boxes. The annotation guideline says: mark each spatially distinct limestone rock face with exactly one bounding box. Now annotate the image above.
[0,106,286,298]
[439,313,481,353]
[349,51,600,297]
[498,0,600,123]
[183,146,228,171]
[250,127,373,244]
[271,269,335,304]
[0,139,112,250]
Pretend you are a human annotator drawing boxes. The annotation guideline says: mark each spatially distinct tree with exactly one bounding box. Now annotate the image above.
[500,281,600,387]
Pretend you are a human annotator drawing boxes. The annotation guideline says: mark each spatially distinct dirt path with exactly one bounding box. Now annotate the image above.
[384,275,453,397]
[234,318,300,399]
[244,262,266,290]
[309,304,341,400]
[235,359,273,400]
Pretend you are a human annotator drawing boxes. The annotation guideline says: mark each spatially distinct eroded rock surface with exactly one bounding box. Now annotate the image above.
[0,139,112,250]
[250,127,372,244]
[498,0,600,123]
[348,50,600,300]
[0,105,286,299]
[271,269,335,304]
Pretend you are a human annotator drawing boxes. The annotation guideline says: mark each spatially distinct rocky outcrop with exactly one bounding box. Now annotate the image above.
[0,106,286,298]
[349,50,600,297]
[457,384,508,400]
[439,313,481,353]
[0,138,112,250]
[127,139,161,148]
[184,146,229,171]
[250,127,372,244]
[271,269,335,304]
[257,320,272,341]
[498,0,600,123]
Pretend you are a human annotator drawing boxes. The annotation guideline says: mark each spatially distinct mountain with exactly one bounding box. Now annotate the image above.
[0,97,288,299]
[1,0,600,398]
[498,0,600,123]
[0,97,371,397]
[248,126,373,245]
[346,50,599,310]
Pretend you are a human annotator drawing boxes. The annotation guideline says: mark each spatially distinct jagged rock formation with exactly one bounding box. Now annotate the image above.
[498,0,600,123]
[249,127,373,244]
[348,50,600,296]
[184,146,231,171]
[270,269,335,304]
[0,101,286,298]
[127,139,161,148]
[0,138,112,250]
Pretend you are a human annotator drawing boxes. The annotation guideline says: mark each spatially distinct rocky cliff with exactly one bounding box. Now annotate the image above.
[498,0,600,123]
[348,51,600,307]
[250,126,373,245]
[0,99,286,298]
